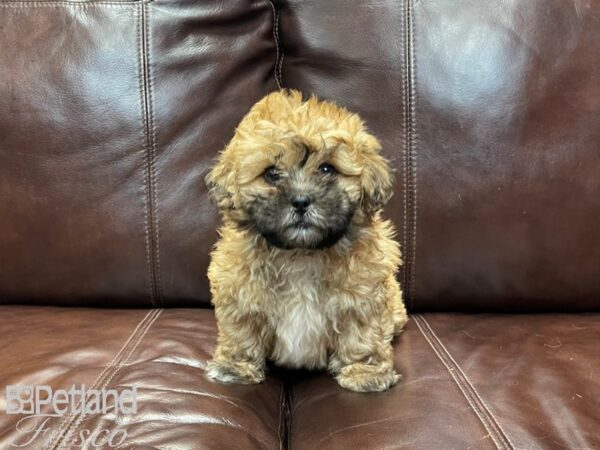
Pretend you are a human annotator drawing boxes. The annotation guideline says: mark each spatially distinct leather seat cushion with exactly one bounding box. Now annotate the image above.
[0,307,283,449]
[1,308,597,449]
[289,313,600,450]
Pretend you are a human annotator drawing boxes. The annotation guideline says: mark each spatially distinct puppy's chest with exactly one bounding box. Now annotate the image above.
[267,258,331,369]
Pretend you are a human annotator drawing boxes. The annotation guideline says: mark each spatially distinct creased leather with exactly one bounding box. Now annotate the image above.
[289,313,600,450]
[0,307,283,450]
[1,0,599,310]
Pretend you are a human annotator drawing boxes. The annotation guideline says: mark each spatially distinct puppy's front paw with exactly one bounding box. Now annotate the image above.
[335,362,401,393]
[205,359,264,385]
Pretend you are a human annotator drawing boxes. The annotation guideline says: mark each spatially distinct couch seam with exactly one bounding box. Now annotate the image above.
[144,0,164,306]
[286,382,292,450]
[0,2,143,7]
[413,314,515,450]
[408,0,418,308]
[135,2,156,308]
[278,383,285,450]
[139,0,163,306]
[279,379,293,450]
[400,0,408,291]
[419,315,516,449]
[45,309,160,450]
[402,0,418,309]
[55,309,164,449]
[268,0,283,89]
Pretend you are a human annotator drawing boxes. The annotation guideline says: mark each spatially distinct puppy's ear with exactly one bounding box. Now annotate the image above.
[205,150,236,211]
[358,132,393,214]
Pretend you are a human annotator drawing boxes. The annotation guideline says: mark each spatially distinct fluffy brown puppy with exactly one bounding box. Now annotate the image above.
[205,90,407,392]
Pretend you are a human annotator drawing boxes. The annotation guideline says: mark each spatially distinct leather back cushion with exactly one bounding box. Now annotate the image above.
[1,0,599,311]
[0,0,276,307]
[279,0,600,312]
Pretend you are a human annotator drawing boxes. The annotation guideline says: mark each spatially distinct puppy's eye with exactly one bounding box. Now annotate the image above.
[264,166,280,184]
[318,163,336,175]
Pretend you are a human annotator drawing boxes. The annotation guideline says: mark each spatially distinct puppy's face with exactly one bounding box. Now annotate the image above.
[207,90,393,250]
[243,142,357,249]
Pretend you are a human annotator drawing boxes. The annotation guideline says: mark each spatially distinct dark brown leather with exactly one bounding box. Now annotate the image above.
[2,309,597,449]
[1,1,600,449]
[0,306,283,449]
[278,0,600,312]
[2,0,599,311]
[276,0,407,305]
[149,0,278,306]
[0,1,150,306]
[290,313,600,450]
[409,0,600,311]
[0,0,277,307]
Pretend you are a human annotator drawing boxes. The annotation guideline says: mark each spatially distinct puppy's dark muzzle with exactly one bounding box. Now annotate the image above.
[291,195,311,214]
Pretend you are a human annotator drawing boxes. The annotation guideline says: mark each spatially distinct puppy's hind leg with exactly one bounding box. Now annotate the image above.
[206,311,270,385]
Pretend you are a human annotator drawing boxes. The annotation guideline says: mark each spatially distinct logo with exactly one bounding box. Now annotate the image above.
[4,384,136,448]
[5,384,137,416]
[5,385,35,415]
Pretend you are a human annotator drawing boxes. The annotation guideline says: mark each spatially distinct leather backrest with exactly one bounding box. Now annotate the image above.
[1,0,599,311]
[0,0,277,307]
[408,0,600,311]
[270,0,600,312]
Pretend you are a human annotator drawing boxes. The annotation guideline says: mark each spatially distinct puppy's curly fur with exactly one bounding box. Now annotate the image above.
[205,90,407,392]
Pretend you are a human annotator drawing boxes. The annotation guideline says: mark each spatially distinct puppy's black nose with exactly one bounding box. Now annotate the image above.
[291,195,311,212]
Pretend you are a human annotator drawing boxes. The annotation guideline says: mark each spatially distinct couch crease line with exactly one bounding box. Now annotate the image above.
[413,314,514,450]
[402,0,418,308]
[268,0,283,89]
[46,309,159,450]
[139,0,163,307]
[54,309,164,449]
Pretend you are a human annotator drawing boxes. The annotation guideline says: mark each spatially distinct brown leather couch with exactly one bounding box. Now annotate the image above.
[1,1,598,449]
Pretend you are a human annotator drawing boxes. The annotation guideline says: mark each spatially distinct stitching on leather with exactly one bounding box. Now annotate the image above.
[408,0,418,307]
[400,0,408,290]
[143,0,164,305]
[0,2,141,6]
[54,309,163,449]
[268,0,283,89]
[412,315,505,449]
[403,0,417,308]
[45,309,155,449]
[135,3,156,308]
[45,309,156,450]
[276,3,284,88]
[61,309,163,448]
[138,0,163,306]
[419,315,517,450]
[401,0,418,308]
[413,314,514,450]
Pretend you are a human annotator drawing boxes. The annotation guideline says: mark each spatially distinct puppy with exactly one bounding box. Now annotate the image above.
[205,90,407,392]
